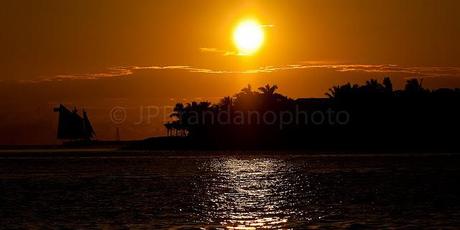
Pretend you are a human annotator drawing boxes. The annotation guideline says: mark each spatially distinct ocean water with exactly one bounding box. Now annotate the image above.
[0,151,460,229]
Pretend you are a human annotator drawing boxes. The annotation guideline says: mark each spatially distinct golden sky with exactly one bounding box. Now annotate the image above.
[1,0,460,144]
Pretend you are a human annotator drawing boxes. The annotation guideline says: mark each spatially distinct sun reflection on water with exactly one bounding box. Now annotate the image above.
[199,157,296,229]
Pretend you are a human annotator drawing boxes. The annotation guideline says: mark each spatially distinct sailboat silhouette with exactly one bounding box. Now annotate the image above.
[54,104,95,141]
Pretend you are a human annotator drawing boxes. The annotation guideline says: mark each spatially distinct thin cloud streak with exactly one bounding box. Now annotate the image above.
[21,67,134,83]
[23,63,460,83]
[199,48,239,56]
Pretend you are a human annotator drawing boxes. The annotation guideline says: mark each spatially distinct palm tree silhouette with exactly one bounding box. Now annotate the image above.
[364,79,385,93]
[241,84,253,94]
[219,96,234,110]
[383,77,393,93]
[326,83,359,99]
[258,84,278,95]
[234,84,254,99]
[170,103,185,119]
[405,78,425,94]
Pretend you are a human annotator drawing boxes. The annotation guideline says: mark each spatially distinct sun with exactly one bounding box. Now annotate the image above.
[233,19,265,56]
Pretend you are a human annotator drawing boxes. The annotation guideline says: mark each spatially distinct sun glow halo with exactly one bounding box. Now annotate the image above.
[233,20,265,56]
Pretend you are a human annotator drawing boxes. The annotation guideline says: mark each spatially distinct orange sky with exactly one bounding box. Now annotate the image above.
[1,0,460,144]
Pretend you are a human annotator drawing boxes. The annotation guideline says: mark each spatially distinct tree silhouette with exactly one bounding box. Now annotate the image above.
[219,96,234,110]
[383,77,393,93]
[258,84,278,95]
[240,84,253,95]
[404,78,426,94]
[170,103,185,120]
[326,83,359,100]
[162,80,460,150]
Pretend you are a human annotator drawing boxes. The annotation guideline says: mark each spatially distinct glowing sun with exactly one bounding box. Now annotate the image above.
[233,20,265,56]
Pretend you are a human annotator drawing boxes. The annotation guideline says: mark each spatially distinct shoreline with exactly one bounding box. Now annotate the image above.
[2,137,460,157]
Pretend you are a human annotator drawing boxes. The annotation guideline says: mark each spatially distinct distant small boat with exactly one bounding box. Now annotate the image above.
[53,104,95,141]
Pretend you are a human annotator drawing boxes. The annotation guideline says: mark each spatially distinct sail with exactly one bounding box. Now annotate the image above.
[82,110,95,138]
[54,104,95,140]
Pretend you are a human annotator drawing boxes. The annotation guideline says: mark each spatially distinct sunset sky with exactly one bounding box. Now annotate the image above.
[1,0,460,144]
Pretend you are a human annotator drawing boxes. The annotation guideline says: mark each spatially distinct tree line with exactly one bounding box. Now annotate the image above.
[164,78,460,150]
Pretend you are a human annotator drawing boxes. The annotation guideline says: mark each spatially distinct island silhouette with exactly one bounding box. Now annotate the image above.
[121,77,460,151]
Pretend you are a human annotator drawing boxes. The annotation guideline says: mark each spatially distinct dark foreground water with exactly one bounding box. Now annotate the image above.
[1,151,460,229]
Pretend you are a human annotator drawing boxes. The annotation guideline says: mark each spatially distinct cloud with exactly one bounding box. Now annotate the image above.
[199,47,239,56]
[298,63,460,78]
[22,63,460,83]
[21,67,134,83]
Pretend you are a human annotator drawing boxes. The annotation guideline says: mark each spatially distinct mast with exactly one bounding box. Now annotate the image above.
[116,127,120,142]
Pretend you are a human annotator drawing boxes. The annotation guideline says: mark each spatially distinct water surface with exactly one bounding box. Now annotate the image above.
[1,152,459,229]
